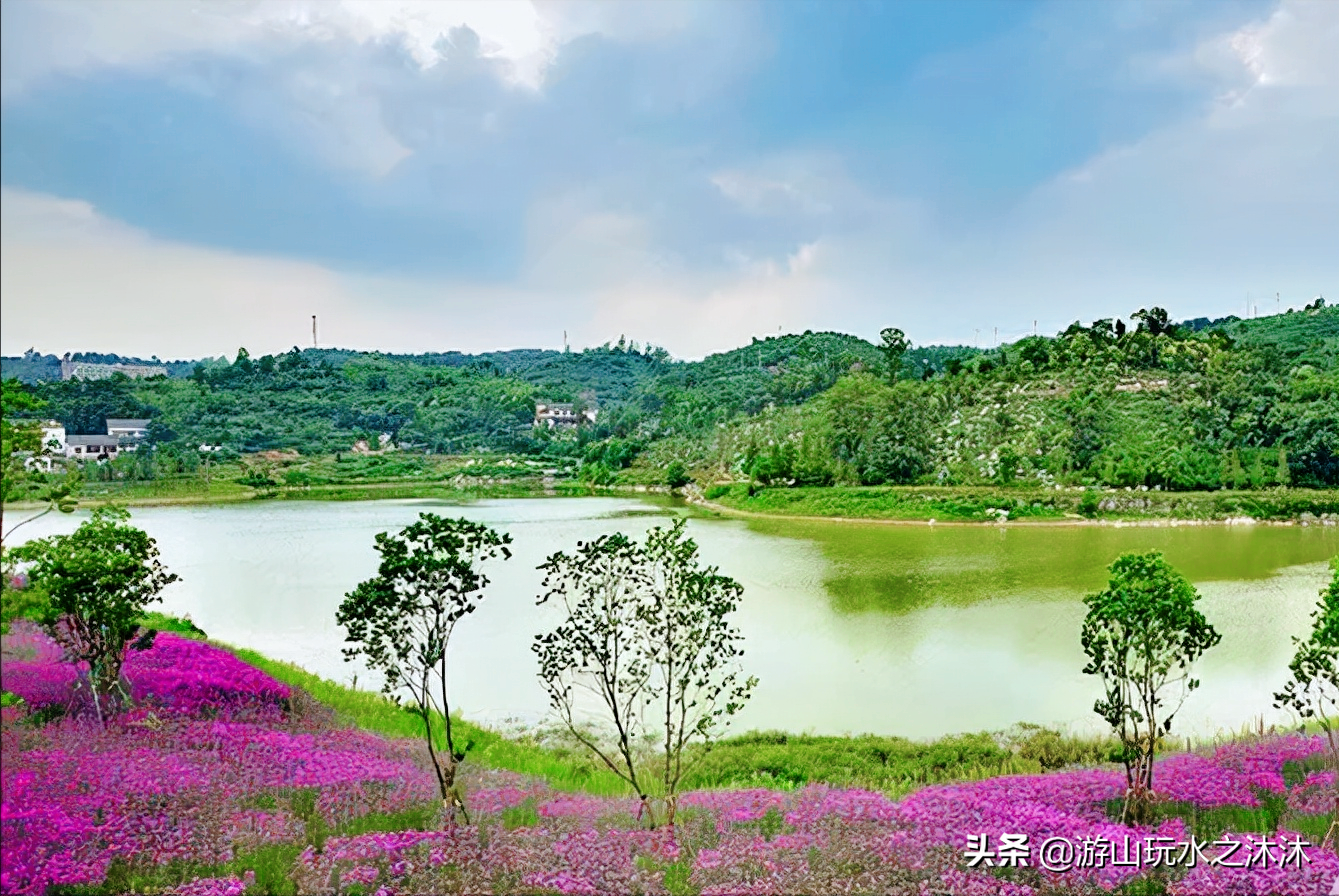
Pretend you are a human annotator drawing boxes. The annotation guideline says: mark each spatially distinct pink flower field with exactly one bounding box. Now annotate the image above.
[2,621,1336,896]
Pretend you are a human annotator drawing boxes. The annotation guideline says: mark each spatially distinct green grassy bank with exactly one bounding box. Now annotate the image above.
[699,483,1339,524]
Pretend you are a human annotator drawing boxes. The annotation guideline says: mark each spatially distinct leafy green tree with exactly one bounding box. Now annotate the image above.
[336,513,512,823]
[1274,559,1338,854]
[879,327,910,383]
[663,460,691,490]
[11,507,178,723]
[534,520,755,827]
[1132,307,1173,338]
[1080,552,1221,824]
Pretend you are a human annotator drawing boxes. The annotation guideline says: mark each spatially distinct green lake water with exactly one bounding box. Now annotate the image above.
[10,497,1337,739]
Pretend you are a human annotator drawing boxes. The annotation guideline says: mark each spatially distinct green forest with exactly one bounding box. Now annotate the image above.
[3,304,1337,498]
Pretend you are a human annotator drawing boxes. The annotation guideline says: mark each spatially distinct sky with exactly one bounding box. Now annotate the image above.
[0,0,1335,361]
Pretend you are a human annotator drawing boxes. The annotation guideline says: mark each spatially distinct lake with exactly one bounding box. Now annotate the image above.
[9,497,1337,740]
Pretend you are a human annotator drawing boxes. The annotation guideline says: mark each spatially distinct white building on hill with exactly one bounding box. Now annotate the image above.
[534,403,598,429]
[106,418,151,440]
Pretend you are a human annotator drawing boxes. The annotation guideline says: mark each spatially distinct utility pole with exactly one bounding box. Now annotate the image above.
[993,327,998,347]
[312,315,318,348]
[1276,292,1280,314]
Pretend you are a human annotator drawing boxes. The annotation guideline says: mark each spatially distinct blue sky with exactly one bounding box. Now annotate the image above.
[1,0,1335,359]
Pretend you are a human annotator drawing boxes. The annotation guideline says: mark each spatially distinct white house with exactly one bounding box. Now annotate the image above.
[65,434,121,460]
[534,403,598,429]
[40,420,66,455]
[22,420,68,471]
[106,418,151,440]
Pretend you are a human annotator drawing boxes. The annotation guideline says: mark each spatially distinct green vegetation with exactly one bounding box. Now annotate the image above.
[337,513,514,822]
[534,519,756,824]
[702,483,1339,522]
[10,507,179,722]
[3,306,1336,521]
[136,610,207,639]
[1081,552,1221,824]
[681,726,1121,796]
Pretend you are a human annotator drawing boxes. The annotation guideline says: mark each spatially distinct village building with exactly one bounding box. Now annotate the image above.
[534,403,598,429]
[65,434,122,461]
[22,421,68,471]
[59,416,152,460]
[106,418,151,440]
[40,421,67,454]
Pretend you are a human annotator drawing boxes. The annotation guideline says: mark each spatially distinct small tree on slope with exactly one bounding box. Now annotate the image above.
[11,506,178,724]
[337,513,512,823]
[640,520,756,824]
[1275,558,1339,854]
[1080,551,1221,825]
[533,520,756,827]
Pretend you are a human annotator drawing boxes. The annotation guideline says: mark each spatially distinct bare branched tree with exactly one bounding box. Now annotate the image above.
[337,513,511,823]
[534,520,756,827]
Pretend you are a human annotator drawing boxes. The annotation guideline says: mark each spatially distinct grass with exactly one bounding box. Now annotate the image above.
[77,477,252,504]
[682,726,1122,797]
[137,611,208,639]
[703,483,1339,523]
[704,484,1071,522]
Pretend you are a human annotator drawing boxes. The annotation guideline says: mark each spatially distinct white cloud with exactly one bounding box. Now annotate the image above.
[0,0,717,99]
[586,241,832,352]
[1,187,829,360]
[2,0,1334,358]
[1,1,555,93]
[772,0,1339,343]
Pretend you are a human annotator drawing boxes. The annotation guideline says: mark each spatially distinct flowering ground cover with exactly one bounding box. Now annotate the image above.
[2,621,1336,896]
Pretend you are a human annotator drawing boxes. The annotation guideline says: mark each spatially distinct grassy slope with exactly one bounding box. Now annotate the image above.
[703,483,1339,523]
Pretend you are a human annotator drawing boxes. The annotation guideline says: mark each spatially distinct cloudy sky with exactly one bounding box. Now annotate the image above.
[1,0,1335,360]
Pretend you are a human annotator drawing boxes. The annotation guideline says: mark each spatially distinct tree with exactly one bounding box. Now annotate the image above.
[663,460,691,490]
[639,521,756,823]
[1080,551,1221,824]
[10,507,178,724]
[533,520,755,827]
[1274,559,1338,854]
[336,513,512,823]
[534,532,652,810]
[1132,307,1172,338]
[879,327,910,383]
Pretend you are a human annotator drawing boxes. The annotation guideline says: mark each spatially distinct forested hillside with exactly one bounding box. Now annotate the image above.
[4,305,1336,491]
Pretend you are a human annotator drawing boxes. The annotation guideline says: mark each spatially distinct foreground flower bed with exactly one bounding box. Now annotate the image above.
[2,622,1335,895]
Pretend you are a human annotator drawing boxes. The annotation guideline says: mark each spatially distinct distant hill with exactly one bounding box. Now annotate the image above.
[5,306,1335,488]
